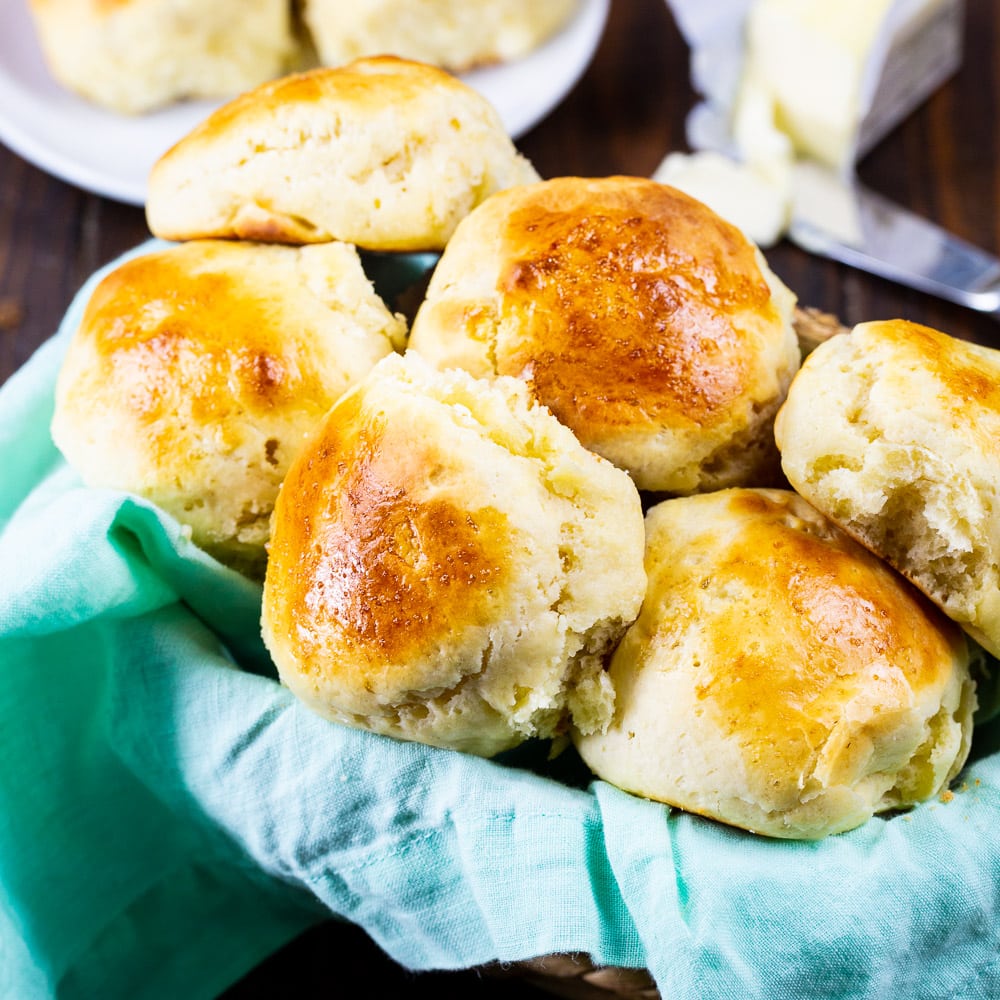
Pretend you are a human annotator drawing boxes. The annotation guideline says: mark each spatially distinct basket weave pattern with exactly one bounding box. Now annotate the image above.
[488,954,660,999]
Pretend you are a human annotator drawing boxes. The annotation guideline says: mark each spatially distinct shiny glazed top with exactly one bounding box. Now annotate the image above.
[493,176,781,438]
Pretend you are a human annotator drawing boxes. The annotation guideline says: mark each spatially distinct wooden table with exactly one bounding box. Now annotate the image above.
[2,0,998,386]
[1,1,996,996]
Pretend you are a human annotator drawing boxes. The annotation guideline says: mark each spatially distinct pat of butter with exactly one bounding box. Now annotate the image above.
[788,160,864,247]
[652,150,789,248]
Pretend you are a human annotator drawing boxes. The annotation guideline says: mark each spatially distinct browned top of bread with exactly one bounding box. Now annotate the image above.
[78,246,328,434]
[408,176,799,492]
[494,176,774,429]
[679,489,960,725]
[203,55,450,131]
[874,319,1000,417]
[574,487,975,839]
[50,239,405,573]
[268,388,513,684]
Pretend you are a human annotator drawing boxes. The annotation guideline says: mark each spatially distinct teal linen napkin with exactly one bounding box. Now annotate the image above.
[2,246,999,1000]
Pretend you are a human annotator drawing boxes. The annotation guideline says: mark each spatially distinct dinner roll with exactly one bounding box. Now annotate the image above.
[407,176,800,493]
[261,351,646,757]
[300,0,577,72]
[28,0,297,114]
[146,57,540,252]
[51,240,406,576]
[573,488,976,840]
[775,319,1000,659]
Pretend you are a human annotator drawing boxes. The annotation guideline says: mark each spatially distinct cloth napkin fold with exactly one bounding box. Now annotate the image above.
[2,246,999,1000]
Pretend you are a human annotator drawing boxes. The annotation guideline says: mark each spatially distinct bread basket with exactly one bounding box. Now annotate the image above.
[4,225,1000,1000]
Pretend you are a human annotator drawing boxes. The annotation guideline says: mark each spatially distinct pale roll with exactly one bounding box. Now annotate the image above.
[28,0,297,114]
[775,319,1000,659]
[301,0,577,72]
[146,57,540,252]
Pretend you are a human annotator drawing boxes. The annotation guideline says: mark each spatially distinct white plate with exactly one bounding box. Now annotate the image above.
[0,0,609,206]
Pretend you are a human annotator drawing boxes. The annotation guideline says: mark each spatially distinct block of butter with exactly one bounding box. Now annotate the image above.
[734,0,963,172]
[656,0,964,246]
[669,0,963,172]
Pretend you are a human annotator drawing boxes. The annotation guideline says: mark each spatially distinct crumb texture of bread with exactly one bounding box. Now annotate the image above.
[146,57,540,252]
[775,319,1000,658]
[261,351,647,757]
[300,0,578,72]
[28,0,297,114]
[50,239,405,576]
[407,176,800,493]
[573,488,976,840]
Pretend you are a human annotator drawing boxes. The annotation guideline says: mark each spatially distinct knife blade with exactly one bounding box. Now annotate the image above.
[787,162,1000,317]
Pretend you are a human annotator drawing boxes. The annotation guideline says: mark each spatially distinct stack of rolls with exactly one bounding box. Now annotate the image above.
[51,55,992,841]
[402,173,983,839]
[52,56,538,578]
[27,0,580,114]
[299,0,578,75]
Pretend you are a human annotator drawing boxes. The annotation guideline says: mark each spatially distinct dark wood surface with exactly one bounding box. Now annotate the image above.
[1,1,996,996]
[2,0,999,389]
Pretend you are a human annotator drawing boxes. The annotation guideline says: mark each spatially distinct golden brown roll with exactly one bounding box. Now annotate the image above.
[573,488,976,840]
[146,57,540,252]
[300,0,577,72]
[775,319,1000,659]
[406,176,800,493]
[51,239,406,576]
[28,0,297,114]
[261,351,647,757]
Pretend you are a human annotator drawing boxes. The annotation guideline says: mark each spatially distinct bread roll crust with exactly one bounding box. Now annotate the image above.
[269,389,513,691]
[146,57,540,251]
[408,176,800,492]
[300,0,577,73]
[775,319,1000,657]
[51,240,405,574]
[574,488,975,839]
[262,352,647,756]
[28,0,297,114]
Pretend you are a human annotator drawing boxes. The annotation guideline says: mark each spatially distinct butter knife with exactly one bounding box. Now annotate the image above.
[787,162,1000,317]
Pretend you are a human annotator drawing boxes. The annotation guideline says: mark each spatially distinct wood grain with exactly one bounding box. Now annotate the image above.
[2,1,997,389]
